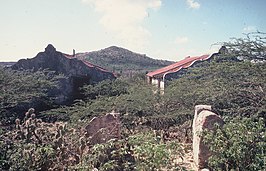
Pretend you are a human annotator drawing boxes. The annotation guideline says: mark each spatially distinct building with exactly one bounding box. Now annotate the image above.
[146,54,216,92]
[11,44,116,104]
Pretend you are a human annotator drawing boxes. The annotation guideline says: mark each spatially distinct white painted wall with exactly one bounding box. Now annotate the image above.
[152,78,158,85]
[151,78,165,94]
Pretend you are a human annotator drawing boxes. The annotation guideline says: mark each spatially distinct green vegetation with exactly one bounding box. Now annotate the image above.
[223,31,266,61]
[0,68,62,125]
[165,61,266,118]
[0,69,58,108]
[203,117,265,171]
[81,46,173,74]
[82,79,130,99]
[0,107,186,170]
[0,33,265,170]
[74,133,186,171]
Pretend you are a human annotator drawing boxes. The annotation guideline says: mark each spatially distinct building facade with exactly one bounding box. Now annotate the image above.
[146,54,216,92]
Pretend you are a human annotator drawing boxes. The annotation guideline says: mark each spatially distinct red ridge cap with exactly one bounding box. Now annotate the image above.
[63,53,115,75]
[147,54,210,77]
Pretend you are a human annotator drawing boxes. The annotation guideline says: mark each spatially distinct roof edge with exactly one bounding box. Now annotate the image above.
[147,54,211,77]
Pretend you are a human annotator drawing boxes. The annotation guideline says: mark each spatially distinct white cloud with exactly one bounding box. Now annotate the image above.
[242,26,257,33]
[82,0,161,50]
[175,36,189,44]
[186,0,200,9]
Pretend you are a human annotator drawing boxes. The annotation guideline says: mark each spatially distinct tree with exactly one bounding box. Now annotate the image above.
[222,31,266,62]
[0,68,61,124]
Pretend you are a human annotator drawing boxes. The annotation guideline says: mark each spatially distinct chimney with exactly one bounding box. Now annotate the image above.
[73,49,75,57]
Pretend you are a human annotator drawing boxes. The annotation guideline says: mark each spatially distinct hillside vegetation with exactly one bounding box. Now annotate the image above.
[0,68,62,125]
[0,33,265,170]
[78,46,174,74]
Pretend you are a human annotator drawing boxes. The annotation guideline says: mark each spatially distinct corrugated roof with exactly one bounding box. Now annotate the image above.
[147,54,210,77]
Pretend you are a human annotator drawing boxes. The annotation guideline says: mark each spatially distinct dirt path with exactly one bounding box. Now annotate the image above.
[178,143,197,171]
[161,142,197,171]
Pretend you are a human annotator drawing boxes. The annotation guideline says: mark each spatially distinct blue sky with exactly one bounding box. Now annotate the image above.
[1,0,265,61]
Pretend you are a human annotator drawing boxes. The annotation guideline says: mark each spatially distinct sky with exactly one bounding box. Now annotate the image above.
[0,0,265,62]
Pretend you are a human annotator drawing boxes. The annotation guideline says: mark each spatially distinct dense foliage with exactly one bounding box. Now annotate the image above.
[203,117,265,170]
[75,133,187,171]
[164,61,266,118]
[0,108,187,171]
[0,68,61,125]
[0,68,59,108]
[82,79,130,99]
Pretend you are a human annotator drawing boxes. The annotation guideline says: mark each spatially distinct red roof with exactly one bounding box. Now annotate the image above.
[63,53,75,59]
[63,53,113,74]
[147,54,210,78]
[81,60,111,72]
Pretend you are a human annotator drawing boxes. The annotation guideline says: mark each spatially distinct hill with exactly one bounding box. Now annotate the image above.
[0,62,16,67]
[76,46,174,74]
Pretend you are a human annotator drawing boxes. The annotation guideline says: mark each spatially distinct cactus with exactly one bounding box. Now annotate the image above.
[28,108,35,114]
[15,118,21,130]
[30,113,36,119]
[4,108,92,170]
[78,137,87,163]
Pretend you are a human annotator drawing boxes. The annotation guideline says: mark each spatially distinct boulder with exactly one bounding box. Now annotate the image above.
[192,105,224,170]
[85,112,120,145]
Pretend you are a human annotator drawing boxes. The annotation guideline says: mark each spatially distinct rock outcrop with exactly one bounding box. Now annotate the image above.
[11,44,116,104]
[85,112,120,145]
[192,105,224,170]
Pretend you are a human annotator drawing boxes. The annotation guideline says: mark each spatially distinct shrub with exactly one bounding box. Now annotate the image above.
[82,79,129,99]
[0,68,62,125]
[77,132,185,171]
[203,117,265,171]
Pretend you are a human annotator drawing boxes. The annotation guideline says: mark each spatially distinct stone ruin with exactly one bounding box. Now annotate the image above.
[11,44,116,104]
[84,112,121,145]
[192,105,224,170]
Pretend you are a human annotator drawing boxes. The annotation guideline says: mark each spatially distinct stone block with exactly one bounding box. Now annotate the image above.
[193,105,224,169]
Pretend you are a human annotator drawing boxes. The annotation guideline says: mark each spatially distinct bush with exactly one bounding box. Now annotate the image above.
[76,132,185,171]
[0,68,62,125]
[82,79,129,99]
[165,61,266,118]
[203,117,265,171]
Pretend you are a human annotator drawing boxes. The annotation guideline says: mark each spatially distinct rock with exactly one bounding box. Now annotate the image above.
[85,112,120,145]
[45,44,56,55]
[193,105,212,135]
[192,105,224,170]
[200,169,210,171]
